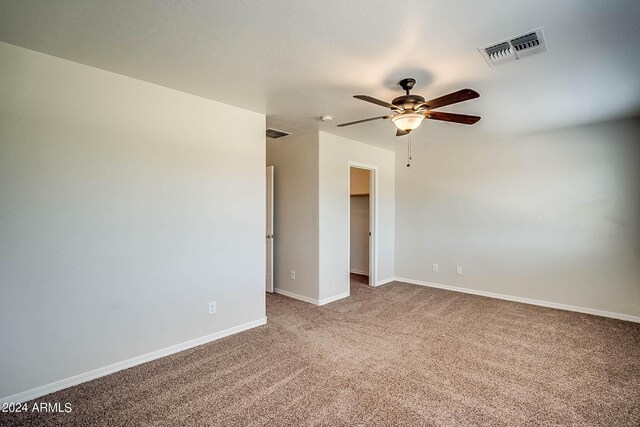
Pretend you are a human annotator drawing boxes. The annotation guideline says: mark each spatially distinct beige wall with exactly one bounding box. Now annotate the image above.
[350,168,370,195]
[266,133,320,301]
[395,117,640,317]
[268,132,395,303]
[0,42,266,399]
[319,132,395,300]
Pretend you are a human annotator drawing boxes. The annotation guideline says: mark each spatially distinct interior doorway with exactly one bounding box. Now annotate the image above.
[348,163,377,287]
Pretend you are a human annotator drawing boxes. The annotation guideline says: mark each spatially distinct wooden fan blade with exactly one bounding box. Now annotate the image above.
[424,111,481,125]
[422,89,479,110]
[396,129,409,137]
[337,115,392,127]
[354,95,402,110]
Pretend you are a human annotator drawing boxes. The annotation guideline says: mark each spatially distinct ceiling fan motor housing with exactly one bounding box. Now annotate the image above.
[392,94,426,110]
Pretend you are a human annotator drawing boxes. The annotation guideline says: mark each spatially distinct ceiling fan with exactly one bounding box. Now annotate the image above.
[337,78,481,136]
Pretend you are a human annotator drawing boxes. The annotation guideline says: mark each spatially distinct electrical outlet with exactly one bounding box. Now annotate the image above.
[457,266,463,275]
[208,301,216,315]
[290,270,296,280]
[432,264,439,273]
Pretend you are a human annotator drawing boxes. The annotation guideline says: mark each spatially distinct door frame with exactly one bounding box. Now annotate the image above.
[265,165,274,293]
[347,161,378,288]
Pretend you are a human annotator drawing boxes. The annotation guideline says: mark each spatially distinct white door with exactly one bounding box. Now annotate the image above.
[266,166,274,293]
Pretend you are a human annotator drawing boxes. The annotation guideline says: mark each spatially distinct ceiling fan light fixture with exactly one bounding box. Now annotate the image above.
[391,112,424,132]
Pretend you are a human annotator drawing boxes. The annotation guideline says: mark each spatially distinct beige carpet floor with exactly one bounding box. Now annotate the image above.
[3,275,640,426]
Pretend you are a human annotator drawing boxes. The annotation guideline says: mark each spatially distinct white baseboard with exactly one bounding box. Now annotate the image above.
[274,288,350,306]
[394,277,640,323]
[0,317,267,405]
[274,288,318,305]
[318,291,350,306]
[374,277,395,287]
[349,269,369,276]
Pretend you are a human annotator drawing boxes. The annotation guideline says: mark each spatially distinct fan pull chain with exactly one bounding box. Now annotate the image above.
[406,133,412,167]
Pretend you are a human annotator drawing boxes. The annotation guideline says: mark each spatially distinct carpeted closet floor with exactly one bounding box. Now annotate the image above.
[4,275,640,426]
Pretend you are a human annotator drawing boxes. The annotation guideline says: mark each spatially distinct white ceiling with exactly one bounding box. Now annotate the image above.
[1,0,639,149]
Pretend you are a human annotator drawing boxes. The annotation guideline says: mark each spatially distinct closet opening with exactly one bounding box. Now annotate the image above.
[348,164,376,287]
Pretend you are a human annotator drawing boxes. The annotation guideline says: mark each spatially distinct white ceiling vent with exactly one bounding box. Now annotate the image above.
[479,27,547,67]
[266,128,290,139]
